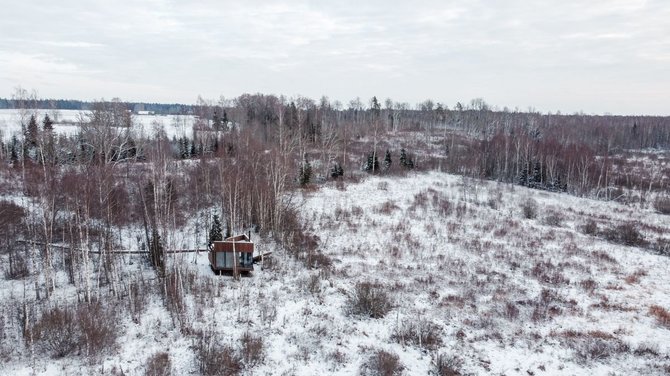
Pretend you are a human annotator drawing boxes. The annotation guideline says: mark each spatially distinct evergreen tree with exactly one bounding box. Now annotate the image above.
[25,115,39,147]
[399,148,414,169]
[10,135,19,163]
[383,149,392,171]
[330,161,344,179]
[299,156,312,186]
[530,161,543,188]
[363,152,379,173]
[213,110,222,131]
[42,114,54,132]
[126,137,137,159]
[209,214,223,246]
[179,137,190,159]
[517,166,529,187]
[190,140,198,157]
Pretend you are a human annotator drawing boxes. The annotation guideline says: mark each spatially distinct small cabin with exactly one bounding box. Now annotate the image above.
[208,234,254,274]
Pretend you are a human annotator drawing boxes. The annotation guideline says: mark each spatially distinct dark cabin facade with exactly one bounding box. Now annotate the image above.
[208,234,254,274]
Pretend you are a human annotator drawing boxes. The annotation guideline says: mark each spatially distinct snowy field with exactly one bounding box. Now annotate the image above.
[1,171,670,375]
[0,109,197,141]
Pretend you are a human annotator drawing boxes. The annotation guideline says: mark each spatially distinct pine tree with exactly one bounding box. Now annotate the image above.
[209,214,223,246]
[383,149,392,171]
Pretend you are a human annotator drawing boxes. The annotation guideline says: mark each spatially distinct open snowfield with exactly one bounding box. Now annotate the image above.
[2,171,669,375]
[0,109,197,141]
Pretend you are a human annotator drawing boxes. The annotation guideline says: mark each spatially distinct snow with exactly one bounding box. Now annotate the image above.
[1,171,669,374]
[0,109,197,141]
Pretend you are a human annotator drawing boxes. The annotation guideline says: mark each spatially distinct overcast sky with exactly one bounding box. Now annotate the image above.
[1,0,668,115]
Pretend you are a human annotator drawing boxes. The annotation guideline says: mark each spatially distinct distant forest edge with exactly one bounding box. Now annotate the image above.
[0,98,192,115]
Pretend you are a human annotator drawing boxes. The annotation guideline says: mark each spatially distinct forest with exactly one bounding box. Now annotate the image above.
[1,92,669,375]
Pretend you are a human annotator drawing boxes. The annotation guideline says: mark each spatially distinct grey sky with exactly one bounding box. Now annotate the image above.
[1,0,668,115]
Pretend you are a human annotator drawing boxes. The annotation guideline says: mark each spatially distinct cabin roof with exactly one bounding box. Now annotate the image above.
[224,233,251,242]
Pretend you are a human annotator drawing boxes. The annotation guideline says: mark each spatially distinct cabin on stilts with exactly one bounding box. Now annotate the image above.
[208,233,254,274]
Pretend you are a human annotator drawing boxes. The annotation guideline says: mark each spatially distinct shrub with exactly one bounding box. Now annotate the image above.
[531,261,569,285]
[304,251,332,270]
[240,332,264,368]
[195,333,243,376]
[30,306,80,358]
[543,212,563,227]
[651,238,670,256]
[360,350,404,376]
[392,318,443,350]
[145,352,171,376]
[653,196,670,215]
[29,302,118,359]
[347,282,392,319]
[581,219,598,236]
[77,302,118,357]
[573,337,630,363]
[602,222,646,247]
[433,353,463,376]
[649,305,670,328]
[520,198,538,219]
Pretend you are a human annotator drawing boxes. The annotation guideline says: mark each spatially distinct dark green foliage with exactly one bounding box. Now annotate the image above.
[10,135,19,162]
[399,148,414,169]
[363,152,379,173]
[209,215,223,246]
[42,114,54,132]
[330,161,344,179]
[383,149,392,171]
[25,115,39,147]
[178,137,190,159]
[299,156,312,186]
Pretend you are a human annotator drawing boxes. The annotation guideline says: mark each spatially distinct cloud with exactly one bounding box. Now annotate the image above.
[0,0,668,114]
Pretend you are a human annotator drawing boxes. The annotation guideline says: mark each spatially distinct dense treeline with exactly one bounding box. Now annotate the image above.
[0,97,192,115]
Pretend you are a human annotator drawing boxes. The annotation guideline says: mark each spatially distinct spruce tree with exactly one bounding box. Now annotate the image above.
[42,114,54,132]
[10,135,19,163]
[209,214,223,246]
[383,149,392,171]
[299,156,312,186]
[213,110,222,131]
[363,152,379,173]
[399,148,414,169]
[25,115,38,147]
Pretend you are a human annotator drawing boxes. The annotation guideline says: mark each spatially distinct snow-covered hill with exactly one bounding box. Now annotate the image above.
[2,171,669,375]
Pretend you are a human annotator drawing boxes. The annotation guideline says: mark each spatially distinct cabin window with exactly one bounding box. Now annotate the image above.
[238,252,253,266]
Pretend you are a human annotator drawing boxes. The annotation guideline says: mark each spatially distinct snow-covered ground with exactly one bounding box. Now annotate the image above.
[1,171,669,375]
[0,109,197,141]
